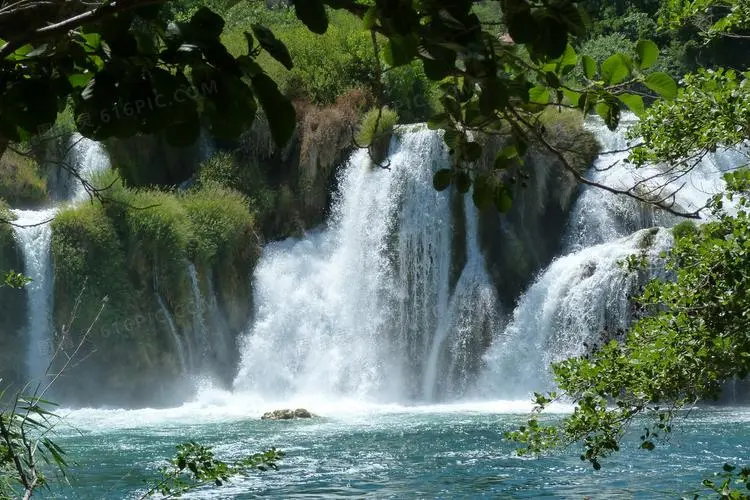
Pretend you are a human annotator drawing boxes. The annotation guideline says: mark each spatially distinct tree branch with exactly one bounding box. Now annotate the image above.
[0,0,166,59]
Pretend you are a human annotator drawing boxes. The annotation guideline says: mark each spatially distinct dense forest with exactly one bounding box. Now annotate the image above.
[1,0,750,498]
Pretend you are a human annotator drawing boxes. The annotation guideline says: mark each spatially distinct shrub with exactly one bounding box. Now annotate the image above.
[181,184,258,264]
[356,106,399,164]
[384,62,439,123]
[673,220,698,240]
[0,149,47,205]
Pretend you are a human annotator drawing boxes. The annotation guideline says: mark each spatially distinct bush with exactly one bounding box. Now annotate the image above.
[384,62,439,123]
[50,180,262,405]
[673,220,698,240]
[223,7,375,104]
[356,106,399,164]
[0,149,47,206]
[182,184,258,264]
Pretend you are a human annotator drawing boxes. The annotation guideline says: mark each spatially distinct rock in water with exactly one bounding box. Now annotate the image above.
[261,408,314,420]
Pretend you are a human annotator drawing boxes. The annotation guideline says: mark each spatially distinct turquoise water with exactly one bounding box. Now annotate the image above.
[39,395,750,499]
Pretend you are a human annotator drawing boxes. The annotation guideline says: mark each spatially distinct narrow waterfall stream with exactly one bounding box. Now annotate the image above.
[12,135,110,380]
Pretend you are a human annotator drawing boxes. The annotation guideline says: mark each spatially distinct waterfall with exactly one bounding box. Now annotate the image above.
[13,208,58,380]
[187,262,209,369]
[477,228,672,398]
[12,134,110,380]
[155,291,188,374]
[422,196,501,400]
[233,126,499,402]
[565,115,745,252]
[475,116,745,398]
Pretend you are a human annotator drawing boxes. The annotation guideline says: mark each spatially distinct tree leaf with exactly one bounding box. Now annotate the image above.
[427,112,452,130]
[617,93,645,117]
[581,55,597,80]
[644,72,678,100]
[494,184,513,213]
[635,40,659,70]
[189,7,225,40]
[252,73,296,146]
[292,0,329,34]
[251,24,293,70]
[601,54,630,85]
[455,170,471,193]
[384,34,418,67]
[529,85,550,104]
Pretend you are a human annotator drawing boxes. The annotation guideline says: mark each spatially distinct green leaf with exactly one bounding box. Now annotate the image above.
[427,113,452,130]
[644,72,678,100]
[433,169,452,191]
[635,40,659,70]
[617,93,645,117]
[494,184,513,213]
[292,0,328,34]
[581,55,597,80]
[252,73,296,146]
[384,34,418,67]
[595,101,620,130]
[562,88,581,106]
[529,86,550,104]
[251,24,293,70]
[462,141,482,162]
[189,7,225,40]
[505,4,535,44]
[472,175,494,210]
[601,54,631,85]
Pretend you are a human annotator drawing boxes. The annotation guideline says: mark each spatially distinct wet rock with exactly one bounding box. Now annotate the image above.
[261,408,315,420]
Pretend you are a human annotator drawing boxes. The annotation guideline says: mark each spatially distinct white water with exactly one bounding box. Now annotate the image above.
[187,262,209,370]
[155,290,188,374]
[478,227,673,398]
[13,207,58,379]
[12,134,110,380]
[233,127,500,402]
[565,115,745,252]
[475,116,743,398]
[231,120,746,406]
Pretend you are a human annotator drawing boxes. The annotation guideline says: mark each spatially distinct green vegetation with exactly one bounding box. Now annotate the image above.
[50,177,259,405]
[356,106,399,164]
[0,150,46,206]
[507,171,750,473]
[142,443,283,498]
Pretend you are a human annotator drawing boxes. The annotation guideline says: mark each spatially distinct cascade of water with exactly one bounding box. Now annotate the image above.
[421,195,501,400]
[13,208,58,380]
[476,116,747,398]
[477,228,673,398]
[187,262,209,367]
[69,134,111,202]
[12,134,110,380]
[155,291,188,374]
[565,115,743,252]
[233,127,499,402]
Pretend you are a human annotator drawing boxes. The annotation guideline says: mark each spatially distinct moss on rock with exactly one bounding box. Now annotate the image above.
[50,182,260,407]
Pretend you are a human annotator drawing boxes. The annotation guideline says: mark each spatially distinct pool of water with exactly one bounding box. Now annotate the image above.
[40,394,750,499]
